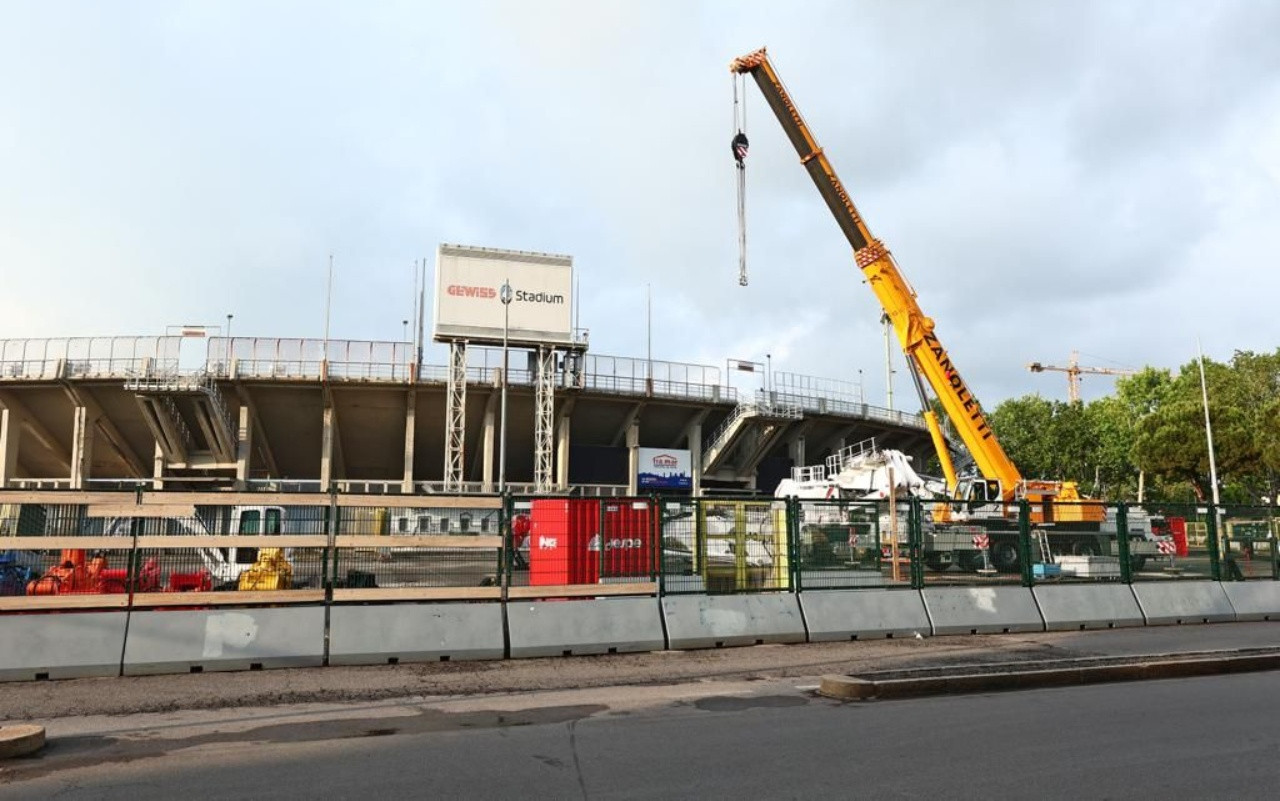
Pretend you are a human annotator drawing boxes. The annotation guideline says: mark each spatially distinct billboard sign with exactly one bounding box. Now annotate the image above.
[638,448,692,490]
[433,244,573,346]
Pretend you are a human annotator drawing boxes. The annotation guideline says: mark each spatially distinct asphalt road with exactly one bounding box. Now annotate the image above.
[3,668,1279,800]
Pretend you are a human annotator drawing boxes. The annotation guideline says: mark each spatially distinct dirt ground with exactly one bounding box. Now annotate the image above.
[0,633,1079,720]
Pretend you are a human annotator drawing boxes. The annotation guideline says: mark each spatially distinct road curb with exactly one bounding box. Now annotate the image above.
[819,651,1280,701]
[0,725,46,759]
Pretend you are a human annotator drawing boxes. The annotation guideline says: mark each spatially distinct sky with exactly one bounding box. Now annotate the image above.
[2,0,1279,407]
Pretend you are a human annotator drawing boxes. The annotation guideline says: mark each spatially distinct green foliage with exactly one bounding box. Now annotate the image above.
[979,348,1280,504]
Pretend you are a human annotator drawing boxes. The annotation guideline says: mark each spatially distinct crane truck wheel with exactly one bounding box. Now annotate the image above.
[924,554,950,572]
[989,539,1021,573]
[1070,539,1102,557]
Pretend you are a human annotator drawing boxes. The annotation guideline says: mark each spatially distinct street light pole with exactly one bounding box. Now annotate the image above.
[499,280,513,493]
[225,314,233,375]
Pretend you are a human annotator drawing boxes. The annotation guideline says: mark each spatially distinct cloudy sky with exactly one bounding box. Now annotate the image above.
[3,0,1278,407]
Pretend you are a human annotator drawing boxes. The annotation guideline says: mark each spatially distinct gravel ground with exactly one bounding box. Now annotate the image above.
[0,633,1074,720]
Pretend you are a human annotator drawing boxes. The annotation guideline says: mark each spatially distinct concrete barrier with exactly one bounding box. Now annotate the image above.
[508,597,664,658]
[799,590,931,641]
[0,611,127,682]
[1032,584,1145,631]
[329,602,505,665]
[662,593,806,649]
[1131,580,1236,625]
[122,606,326,675]
[921,586,1045,635]
[1219,582,1280,622]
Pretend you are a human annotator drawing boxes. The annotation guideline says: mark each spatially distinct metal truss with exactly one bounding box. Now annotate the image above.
[444,340,468,491]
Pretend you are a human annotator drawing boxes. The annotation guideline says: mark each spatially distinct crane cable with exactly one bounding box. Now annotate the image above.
[732,75,749,286]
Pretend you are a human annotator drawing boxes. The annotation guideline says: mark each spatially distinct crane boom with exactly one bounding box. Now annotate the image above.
[730,48,1022,498]
[1028,350,1137,403]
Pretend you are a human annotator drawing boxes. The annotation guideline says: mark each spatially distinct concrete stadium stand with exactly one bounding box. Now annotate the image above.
[1032,584,1146,631]
[1130,580,1237,625]
[799,589,931,641]
[0,611,128,682]
[662,593,807,649]
[328,602,505,665]
[507,597,664,658]
[1220,581,1280,622]
[122,606,326,675]
[921,586,1046,635]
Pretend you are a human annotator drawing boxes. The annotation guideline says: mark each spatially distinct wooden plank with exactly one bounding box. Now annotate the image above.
[86,503,197,519]
[1,535,329,550]
[138,492,334,508]
[2,537,137,550]
[331,586,502,602]
[129,590,326,608]
[506,582,658,599]
[133,535,328,549]
[338,495,503,510]
[334,535,502,549]
[0,491,131,506]
[0,594,130,612]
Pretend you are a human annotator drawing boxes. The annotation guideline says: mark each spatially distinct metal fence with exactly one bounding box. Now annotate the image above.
[0,336,181,380]
[2,493,1271,612]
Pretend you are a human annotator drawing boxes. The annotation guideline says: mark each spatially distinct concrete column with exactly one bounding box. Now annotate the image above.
[402,390,417,493]
[152,441,165,491]
[626,420,640,496]
[481,403,495,493]
[788,435,806,471]
[555,413,571,490]
[688,421,703,499]
[0,408,20,488]
[235,404,253,490]
[321,404,336,492]
[70,406,95,489]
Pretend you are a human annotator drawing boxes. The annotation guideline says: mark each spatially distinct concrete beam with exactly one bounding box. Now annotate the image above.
[234,385,278,480]
[479,391,497,493]
[60,383,147,478]
[555,396,576,491]
[610,402,644,448]
[70,405,94,489]
[235,404,253,490]
[403,388,417,493]
[0,408,20,487]
[687,420,703,499]
[0,392,71,475]
[626,418,640,495]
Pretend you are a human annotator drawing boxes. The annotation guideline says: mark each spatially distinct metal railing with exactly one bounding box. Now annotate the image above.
[0,336,182,381]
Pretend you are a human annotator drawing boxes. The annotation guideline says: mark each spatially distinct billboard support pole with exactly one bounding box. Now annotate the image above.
[499,280,512,493]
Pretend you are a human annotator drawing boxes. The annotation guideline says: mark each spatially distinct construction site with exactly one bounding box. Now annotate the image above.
[1,46,1276,686]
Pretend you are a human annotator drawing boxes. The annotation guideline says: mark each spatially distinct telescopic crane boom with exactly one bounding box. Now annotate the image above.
[730,48,1095,517]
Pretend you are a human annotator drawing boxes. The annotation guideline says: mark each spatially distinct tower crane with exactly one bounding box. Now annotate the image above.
[1027,351,1136,403]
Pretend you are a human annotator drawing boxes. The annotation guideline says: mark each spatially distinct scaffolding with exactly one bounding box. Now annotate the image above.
[534,346,556,493]
[444,340,468,491]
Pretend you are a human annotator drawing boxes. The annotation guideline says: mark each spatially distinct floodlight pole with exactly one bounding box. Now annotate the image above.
[499,280,513,493]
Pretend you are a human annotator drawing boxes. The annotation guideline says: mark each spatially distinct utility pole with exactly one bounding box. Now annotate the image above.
[881,312,894,410]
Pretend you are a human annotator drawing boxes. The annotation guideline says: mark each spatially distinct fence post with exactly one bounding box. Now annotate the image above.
[909,497,925,590]
[1018,500,1034,588]
[1206,505,1223,582]
[501,492,513,599]
[787,496,800,593]
[1116,502,1132,584]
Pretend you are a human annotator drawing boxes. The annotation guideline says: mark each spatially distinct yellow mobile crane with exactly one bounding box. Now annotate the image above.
[730,48,1108,555]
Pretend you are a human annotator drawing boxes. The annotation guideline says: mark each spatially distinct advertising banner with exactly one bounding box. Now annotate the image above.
[638,448,692,490]
[433,244,573,346]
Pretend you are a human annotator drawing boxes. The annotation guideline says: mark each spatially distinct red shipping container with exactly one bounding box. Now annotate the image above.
[529,499,599,585]
[1168,516,1189,557]
[583,501,653,582]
